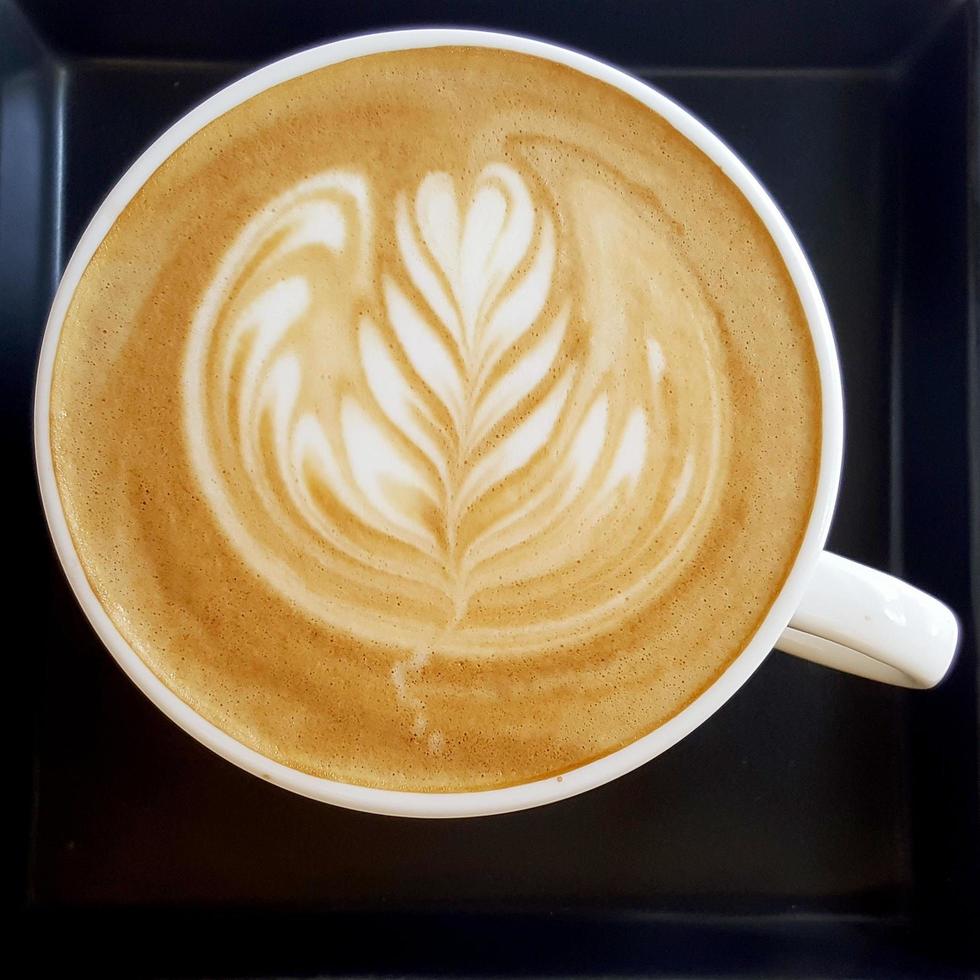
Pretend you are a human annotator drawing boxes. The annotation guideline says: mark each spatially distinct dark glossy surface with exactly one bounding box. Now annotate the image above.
[4,0,977,975]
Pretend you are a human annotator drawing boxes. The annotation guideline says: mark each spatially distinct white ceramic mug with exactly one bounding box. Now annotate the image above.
[34,28,959,818]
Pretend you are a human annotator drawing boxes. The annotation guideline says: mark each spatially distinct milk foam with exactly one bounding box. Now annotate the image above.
[183,160,729,667]
[50,47,820,790]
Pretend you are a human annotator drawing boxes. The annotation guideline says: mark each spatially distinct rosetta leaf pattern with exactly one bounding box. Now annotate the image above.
[341,164,578,611]
[184,159,728,656]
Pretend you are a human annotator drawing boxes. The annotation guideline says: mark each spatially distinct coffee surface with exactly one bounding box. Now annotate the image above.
[51,47,820,790]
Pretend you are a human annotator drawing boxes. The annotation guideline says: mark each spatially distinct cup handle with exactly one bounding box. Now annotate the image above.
[776,552,958,688]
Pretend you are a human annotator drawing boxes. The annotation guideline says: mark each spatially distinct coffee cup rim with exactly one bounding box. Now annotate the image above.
[33,27,844,817]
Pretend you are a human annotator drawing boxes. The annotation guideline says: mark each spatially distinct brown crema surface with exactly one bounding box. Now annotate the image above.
[50,48,820,791]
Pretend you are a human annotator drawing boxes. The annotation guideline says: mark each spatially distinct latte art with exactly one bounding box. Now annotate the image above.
[50,48,820,790]
[184,160,729,664]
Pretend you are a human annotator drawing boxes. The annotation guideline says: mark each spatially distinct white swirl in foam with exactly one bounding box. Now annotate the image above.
[183,161,730,664]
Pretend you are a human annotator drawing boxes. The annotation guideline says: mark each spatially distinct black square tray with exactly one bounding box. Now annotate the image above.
[4,1,978,975]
